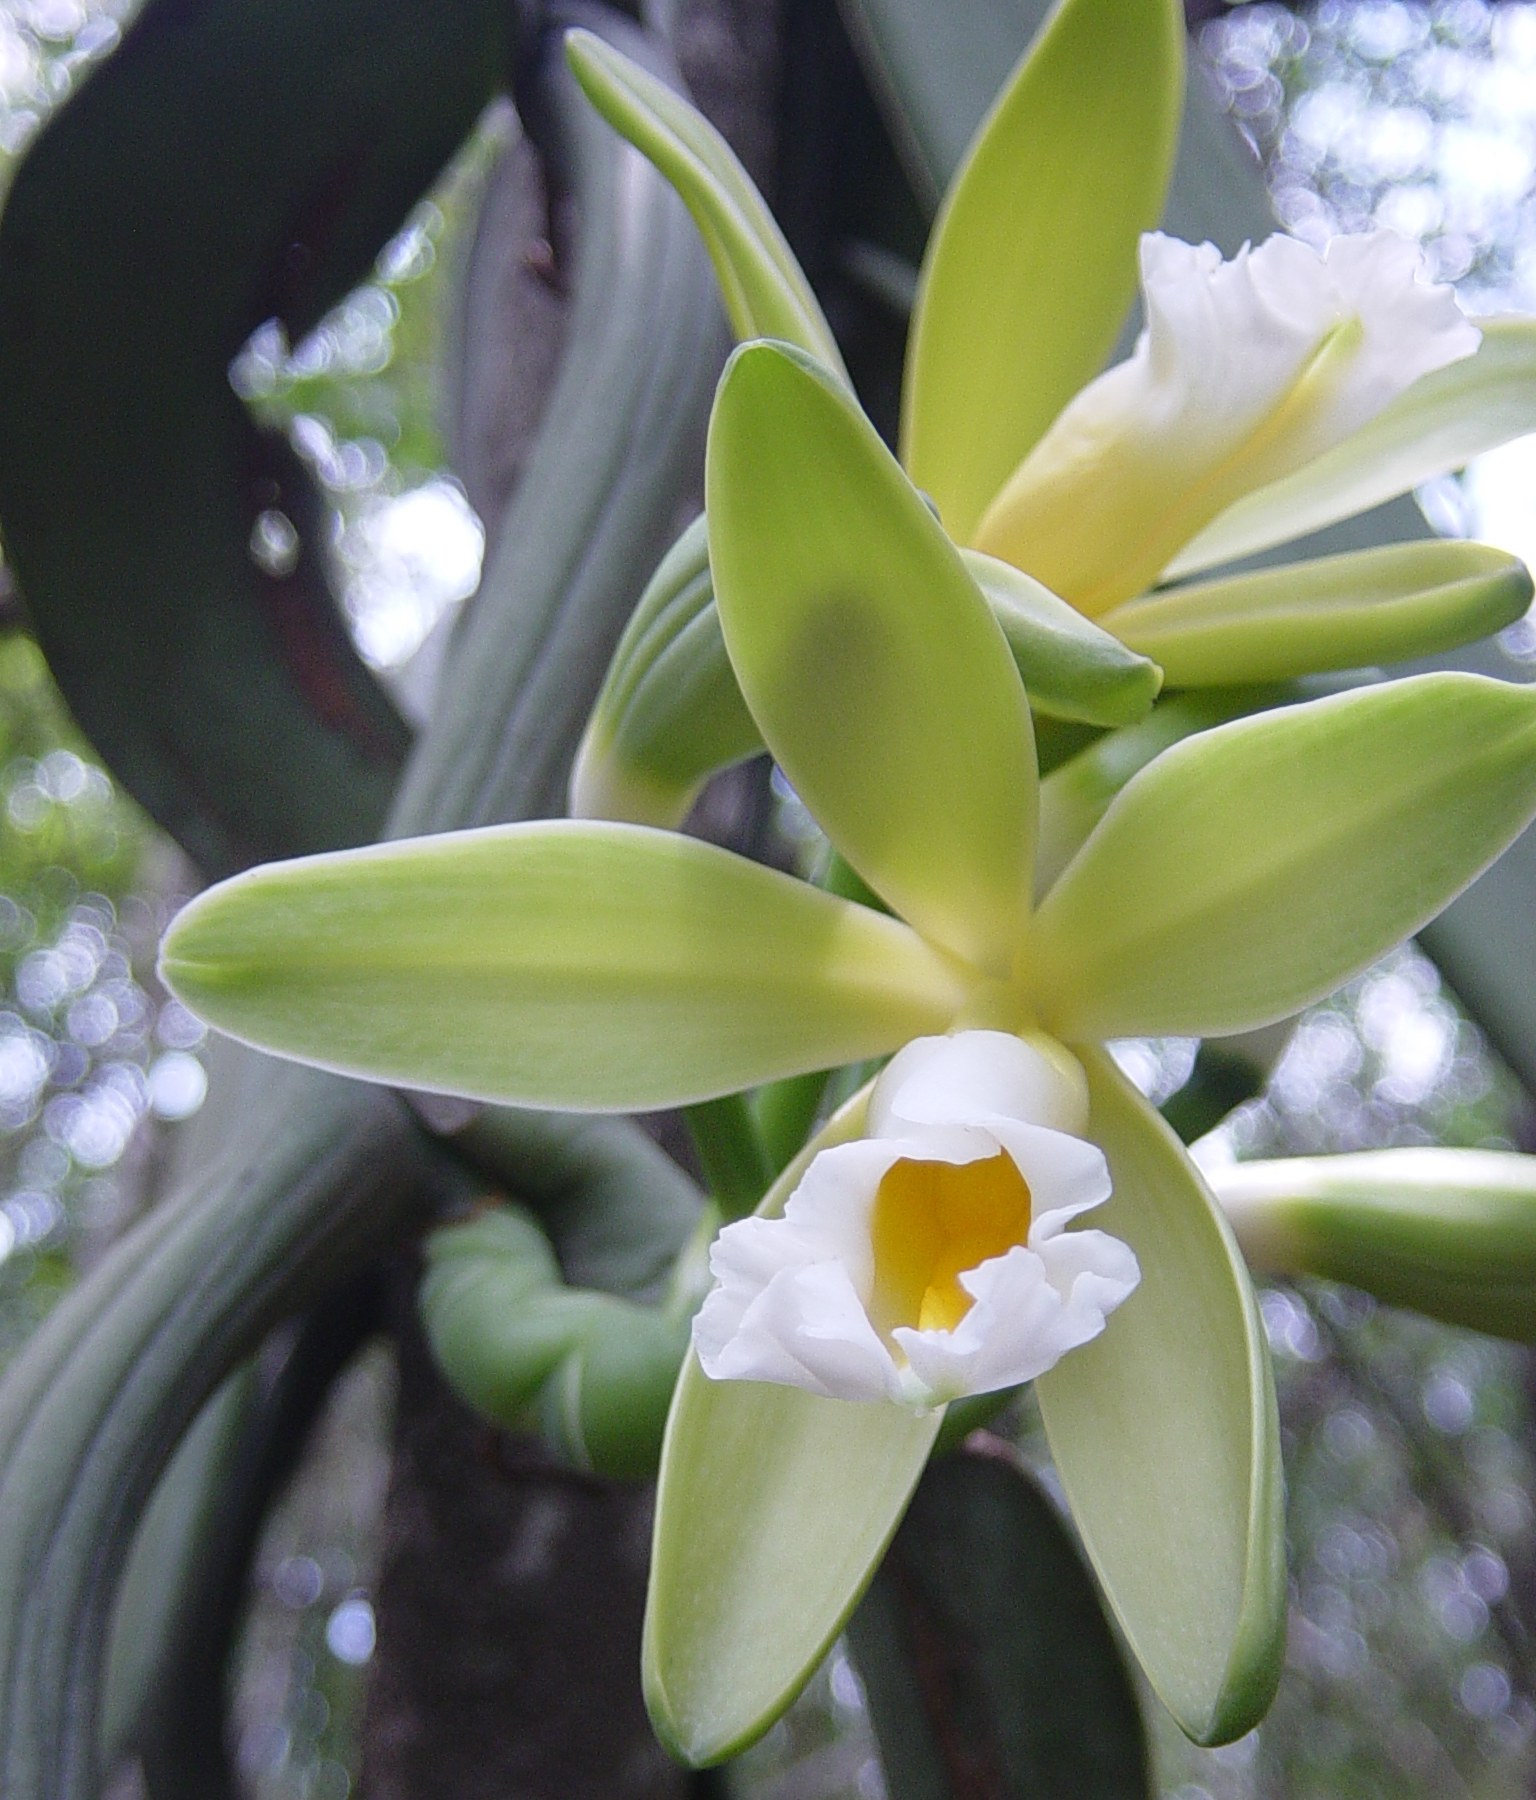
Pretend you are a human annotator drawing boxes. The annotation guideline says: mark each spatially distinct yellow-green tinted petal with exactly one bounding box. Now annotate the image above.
[1036,1047,1284,1745]
[644,1093,943,1764]
[1032,674,1536,1040]
[709,342,1035,975]
[159,823,966,1110]
[1102,541,1532,686]
[564,30,844,376]
[964,549,1162,724]
[1216,1148,1536,1344]
[1170,315,1536,578]
[902,0,1184,542]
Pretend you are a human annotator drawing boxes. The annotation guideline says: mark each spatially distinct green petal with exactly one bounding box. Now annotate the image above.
[964,549,1163,724]
[644,1093,944,1765]
[1031,673,1536,1040]
[1169,316,1536,578]
[1103,541,1532,686]
[1035,1046,1285,1746]
[159,822,967,1110]
[1216,1147,1536,1344]
[901,0,1184,543]
[564,30,844,376]
[708,342,1036,975]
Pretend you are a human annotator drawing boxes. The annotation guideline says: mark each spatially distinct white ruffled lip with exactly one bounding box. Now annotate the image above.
[691,1032,1140,1410]
[972,227,1481,615]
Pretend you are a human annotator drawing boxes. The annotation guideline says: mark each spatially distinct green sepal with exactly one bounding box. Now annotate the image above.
[564,29,844,376]
[902,0,1185,542]
[965,549,1162,724]
[1217,1148,1536,1343]
[160,821,967,1111]
[644,1090,943,1765]
[1104,541,1532,686]
[709,341,1036,975]
[1170,316,1536,578]
[1035,1047,1285,1746]
[1032,674,1536,1041]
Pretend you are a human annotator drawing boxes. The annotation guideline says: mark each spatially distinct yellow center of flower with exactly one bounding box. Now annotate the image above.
[868,1152,1033,1338]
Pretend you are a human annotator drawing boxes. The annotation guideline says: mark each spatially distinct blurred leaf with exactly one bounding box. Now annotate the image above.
[0,0,516,874]
[1036,1048,1285,1746]
[1033,675,1536,1040]
[847,1442,1151,1800]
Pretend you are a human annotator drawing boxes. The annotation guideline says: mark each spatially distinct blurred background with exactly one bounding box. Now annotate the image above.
[6,2,1536,1795]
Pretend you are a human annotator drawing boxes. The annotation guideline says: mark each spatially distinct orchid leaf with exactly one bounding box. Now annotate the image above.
[1216,1148,1536,1343]
[565,30,844,376]
[1103,541,1532,686]
[902,0,1184,543]
[709,341,1036,975]
[1036,1048,1284,1746]
[159,823,966,1110]
[964,550,1162,724]
[1033,674,1536,1041]
[1170,316,1536,577]
[644,1094,943,1765]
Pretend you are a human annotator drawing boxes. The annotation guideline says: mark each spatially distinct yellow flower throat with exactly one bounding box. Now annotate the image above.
[869,1152,1033,1338]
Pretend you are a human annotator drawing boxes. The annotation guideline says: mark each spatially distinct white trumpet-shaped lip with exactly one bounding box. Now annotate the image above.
[974,228,1481,613]
[692,1032,1140,1410]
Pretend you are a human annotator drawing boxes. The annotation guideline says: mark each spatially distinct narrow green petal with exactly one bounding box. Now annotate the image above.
[159,822,967,1110]
[902,0,1184,543]
[1035,1047,1285,1746]
[1032,674,1536,1040]
[709,342,1036,975]
[1170,316,1536,578]
[1216,1148,1536,1343]
[644,1093,943,1765]
[564,30,844,375]
[964,550,1163,724]
[1103,541,1532,686]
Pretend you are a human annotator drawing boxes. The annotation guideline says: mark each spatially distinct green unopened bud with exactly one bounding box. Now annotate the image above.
[569,515,760,827]
[1213,1148,1536,1341]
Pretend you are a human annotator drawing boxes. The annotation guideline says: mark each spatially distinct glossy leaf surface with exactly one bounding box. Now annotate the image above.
[160,823,966,1110]
[1032,675,1536,1040]
[902,0,1184,541]
[847,1443,1151,1799]
[709,342,1035,974]
[1035,1049,1285,1745]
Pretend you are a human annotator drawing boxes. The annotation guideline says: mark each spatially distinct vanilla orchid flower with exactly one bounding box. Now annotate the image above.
[972,230,1482,617]
[159,335,1536,1763]
[563,2,1534,830]
[695,1031,1137,1409]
